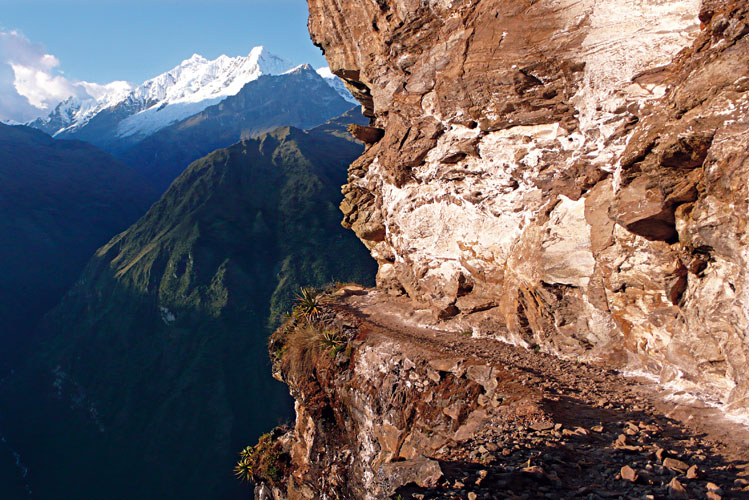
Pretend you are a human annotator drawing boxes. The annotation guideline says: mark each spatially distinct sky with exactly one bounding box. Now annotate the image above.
[0,0,327,122]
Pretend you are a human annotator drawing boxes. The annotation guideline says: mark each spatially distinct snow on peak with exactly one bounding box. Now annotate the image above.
[284,63,317,75]
[116,46,294,138]
[31,47,361,140]
[127,47,292,108]
[182,54,207,65]
[31,81,135,135]
[316,67,358,104]
[251,46,295,75]
[31,46,295,139]
[316,67,335,79]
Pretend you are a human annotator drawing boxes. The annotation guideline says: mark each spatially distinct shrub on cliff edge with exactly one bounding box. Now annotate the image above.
[234,429,289,488]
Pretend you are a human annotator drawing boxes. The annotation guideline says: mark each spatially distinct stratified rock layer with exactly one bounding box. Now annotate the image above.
[307,0,749,411]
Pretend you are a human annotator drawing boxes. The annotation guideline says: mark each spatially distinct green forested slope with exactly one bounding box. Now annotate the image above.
[0,110,376,500]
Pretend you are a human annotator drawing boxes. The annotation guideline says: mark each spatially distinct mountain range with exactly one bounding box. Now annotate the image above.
[0,46,361,369]
[28,47,357,193]
[0,40,372,500]
[118,64,355,192]
[29,46,352,141]
[0,109,376,500]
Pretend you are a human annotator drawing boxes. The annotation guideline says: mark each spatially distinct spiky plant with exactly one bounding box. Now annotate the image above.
[319,329,345,356]
[294,287,322,321]
[239,446,253,460]
[234,458,253,482]
[234,432,287,487]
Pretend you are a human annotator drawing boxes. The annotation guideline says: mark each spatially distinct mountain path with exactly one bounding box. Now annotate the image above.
[334,288,749,499]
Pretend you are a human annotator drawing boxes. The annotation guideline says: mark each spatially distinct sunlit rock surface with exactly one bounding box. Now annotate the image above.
[307,0,749,412]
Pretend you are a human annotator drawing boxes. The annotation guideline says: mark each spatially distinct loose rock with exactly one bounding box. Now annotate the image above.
[621,465,639,482]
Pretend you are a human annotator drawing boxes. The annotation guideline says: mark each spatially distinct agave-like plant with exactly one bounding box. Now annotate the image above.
[234,458,253,482]
[294,287,322,321]
[319,329,345,355]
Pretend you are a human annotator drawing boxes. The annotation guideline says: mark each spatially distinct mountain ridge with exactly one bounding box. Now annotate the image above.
[116,65,356,193]
[29,46,291,138]
[28,47,355,145]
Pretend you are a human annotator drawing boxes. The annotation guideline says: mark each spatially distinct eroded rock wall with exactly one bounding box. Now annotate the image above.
[258,290,749,500]
[307,0,749,411]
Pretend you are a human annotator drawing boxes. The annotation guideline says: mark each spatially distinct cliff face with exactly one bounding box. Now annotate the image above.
[306,0,749,412]
[260,289,749,499]
[248,1,749,497]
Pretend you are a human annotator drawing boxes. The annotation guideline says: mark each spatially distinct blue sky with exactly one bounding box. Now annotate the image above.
[0,0,327,122]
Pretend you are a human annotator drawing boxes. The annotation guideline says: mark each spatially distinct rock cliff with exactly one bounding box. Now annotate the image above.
[307,0,749,413]
[248,0,749,498]
[257,288,749,499]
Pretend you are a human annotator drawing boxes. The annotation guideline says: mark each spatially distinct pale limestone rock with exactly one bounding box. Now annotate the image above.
[306,0,749,417]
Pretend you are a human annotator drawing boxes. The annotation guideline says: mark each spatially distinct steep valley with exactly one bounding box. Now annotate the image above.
[0,123,157,374]
[0,110,376,500]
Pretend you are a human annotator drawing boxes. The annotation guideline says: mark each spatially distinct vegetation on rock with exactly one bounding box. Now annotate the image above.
[294,287,323,321]
[234,428,290,488]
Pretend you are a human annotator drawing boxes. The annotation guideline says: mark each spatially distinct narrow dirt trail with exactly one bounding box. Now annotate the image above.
[336,288,749,499]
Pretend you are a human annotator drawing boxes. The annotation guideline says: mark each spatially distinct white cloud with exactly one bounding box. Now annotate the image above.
[10,62,81,109]
[0,30,92,122]
[78,80,132,101]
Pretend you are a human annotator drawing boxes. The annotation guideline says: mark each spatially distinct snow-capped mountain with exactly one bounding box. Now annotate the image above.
[26,47,361,196]
[317,67,358,105]
[117,46,293,138]
[30,46,294,140]
[120,63,357,193]
[29,81,133,136]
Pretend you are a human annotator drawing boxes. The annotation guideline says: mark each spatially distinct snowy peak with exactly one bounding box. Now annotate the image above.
[30,47,294,138]
[115,47,294,138]
[250,46,292,75]
[128,46,293,108]
[284,63,316,75]
[316,67,358,104]
[28,47,357,142]
[29,81,134,136]
[183,53,207,65]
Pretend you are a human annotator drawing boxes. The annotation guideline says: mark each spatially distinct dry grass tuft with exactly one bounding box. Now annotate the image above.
[282,321,324,380]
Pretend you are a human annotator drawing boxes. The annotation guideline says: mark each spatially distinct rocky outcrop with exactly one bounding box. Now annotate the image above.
[306,0,749,412]
[256,289,749,499]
